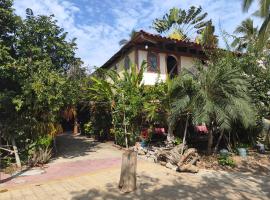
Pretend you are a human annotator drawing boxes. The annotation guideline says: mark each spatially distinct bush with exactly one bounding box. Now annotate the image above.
[28,147,52,166]
[218,155,236,167]
[27,135,53,166]
[83,121,93,136]
[173,137,182,145]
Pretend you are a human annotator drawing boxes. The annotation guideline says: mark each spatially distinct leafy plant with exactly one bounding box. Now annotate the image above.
[28,147,52,167]
[83,121,93,136]
[173,137,183,145]
[218,155,236,167]
[152,6,211,41]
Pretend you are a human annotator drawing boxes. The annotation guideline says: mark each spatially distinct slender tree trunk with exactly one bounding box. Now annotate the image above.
[181,115,189,155]
[224,134,233,152]
[11,138,21,168]
[167,120,175,143]
[73,117,79,135]
[207,129,213,155]
[119,150,137,193]
[123,110,128,148]
[214,130,224,154]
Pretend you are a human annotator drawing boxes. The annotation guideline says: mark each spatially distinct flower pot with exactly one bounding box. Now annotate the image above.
[140,140,148,148]
[237,148,247,157]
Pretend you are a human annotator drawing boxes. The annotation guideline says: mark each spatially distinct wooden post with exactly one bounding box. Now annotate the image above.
[119,150,137,193]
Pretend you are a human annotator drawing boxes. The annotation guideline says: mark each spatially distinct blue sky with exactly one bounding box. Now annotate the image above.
[13,0,261,71]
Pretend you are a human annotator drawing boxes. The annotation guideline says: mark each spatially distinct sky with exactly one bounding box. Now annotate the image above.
[13,0,261,71]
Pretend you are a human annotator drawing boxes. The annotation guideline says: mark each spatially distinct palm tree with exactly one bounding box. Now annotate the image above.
[192,53,255,154]
[152,6,211,41]
[169,52,256,154]
[242,0,270,47]
[119,29,137,46]
[196,21,219,47]
[231,18,258,51]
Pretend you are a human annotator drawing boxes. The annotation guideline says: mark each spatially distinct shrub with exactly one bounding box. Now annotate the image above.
[173,137,183,145]
[27,135,53,166]
[218,155,236,167]
[83,121,93,136]
[28,147,52,167]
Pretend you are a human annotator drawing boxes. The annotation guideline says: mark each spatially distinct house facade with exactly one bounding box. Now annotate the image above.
[101,30,206,85]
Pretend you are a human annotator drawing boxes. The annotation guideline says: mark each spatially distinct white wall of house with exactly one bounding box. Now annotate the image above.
[180,56,195,71]
[138,50,167,85]
[108,49,197,85]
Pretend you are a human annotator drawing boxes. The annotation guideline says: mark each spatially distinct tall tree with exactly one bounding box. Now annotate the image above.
[169,52,256,154]
[231,18,258,51]
[242,0,270,47]
[152,6,211,41]
[89,62,147,147]
[196,22,218,47]
[0,1,83,167]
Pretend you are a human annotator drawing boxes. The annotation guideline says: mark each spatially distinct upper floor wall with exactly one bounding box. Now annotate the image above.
[110,48,198,85]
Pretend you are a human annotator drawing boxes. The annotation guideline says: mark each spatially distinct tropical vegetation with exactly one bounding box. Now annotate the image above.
[1,0,270,170]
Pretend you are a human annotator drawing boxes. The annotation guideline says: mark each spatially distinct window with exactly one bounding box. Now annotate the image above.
[148,52,158,72]
[114,64,118,70]
[124,56,130,70]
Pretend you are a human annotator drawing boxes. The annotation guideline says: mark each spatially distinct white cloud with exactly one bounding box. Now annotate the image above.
[13,0,262,71]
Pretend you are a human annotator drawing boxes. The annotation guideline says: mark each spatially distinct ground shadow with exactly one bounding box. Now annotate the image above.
[70,170,270,200]
[0,167,31,184]
[51,134,100,160]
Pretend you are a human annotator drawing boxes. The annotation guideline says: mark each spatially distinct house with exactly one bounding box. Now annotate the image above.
[101,30,206,85]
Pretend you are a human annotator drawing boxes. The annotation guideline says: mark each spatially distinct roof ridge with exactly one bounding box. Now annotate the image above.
[138,30,200,47]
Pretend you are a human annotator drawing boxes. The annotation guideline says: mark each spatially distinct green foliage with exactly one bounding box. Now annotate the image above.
[231,18,258,51]
[83,121,93,136]
[28,135,53,151]
[173,137,182,145]
[28,147,52,167]
[218,155,236,167]
[89,62,148,147]
[0,0,84,167]
[242,0,270,49]
[152,6,211,41]
[196,22,218,47]
[27,135,53,166]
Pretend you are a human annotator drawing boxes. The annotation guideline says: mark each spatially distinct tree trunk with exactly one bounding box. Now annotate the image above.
[11,138,21,168]
[181,115,189,155]
[167,122,175,143]
[73,117,79,135]
[207,129,213,155]
[123,111,128,148]
[119,150,137,193]
[224,134,233,152]
[214,130,224,154]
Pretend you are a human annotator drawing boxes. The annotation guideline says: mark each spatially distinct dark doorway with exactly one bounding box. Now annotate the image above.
[167,56,178,79]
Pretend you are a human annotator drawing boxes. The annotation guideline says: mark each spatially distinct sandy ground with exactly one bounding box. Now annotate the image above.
[50,134,123,164]
[0,134,270,200]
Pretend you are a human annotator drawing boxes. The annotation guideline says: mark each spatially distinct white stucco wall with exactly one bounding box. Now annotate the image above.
[107,49,198,86]
[138,50,147,68]
[112,50,136,76]
[159,53,166,74]
[180,56,195,71]
[142,73,167,85]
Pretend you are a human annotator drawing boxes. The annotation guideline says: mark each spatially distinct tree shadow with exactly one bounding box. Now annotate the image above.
[0,167,31,184]
[70,170,270,200]
[51,134,100,160]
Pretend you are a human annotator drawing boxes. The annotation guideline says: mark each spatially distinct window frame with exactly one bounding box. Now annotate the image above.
[147,51,159,73]
[124,56,131,70]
